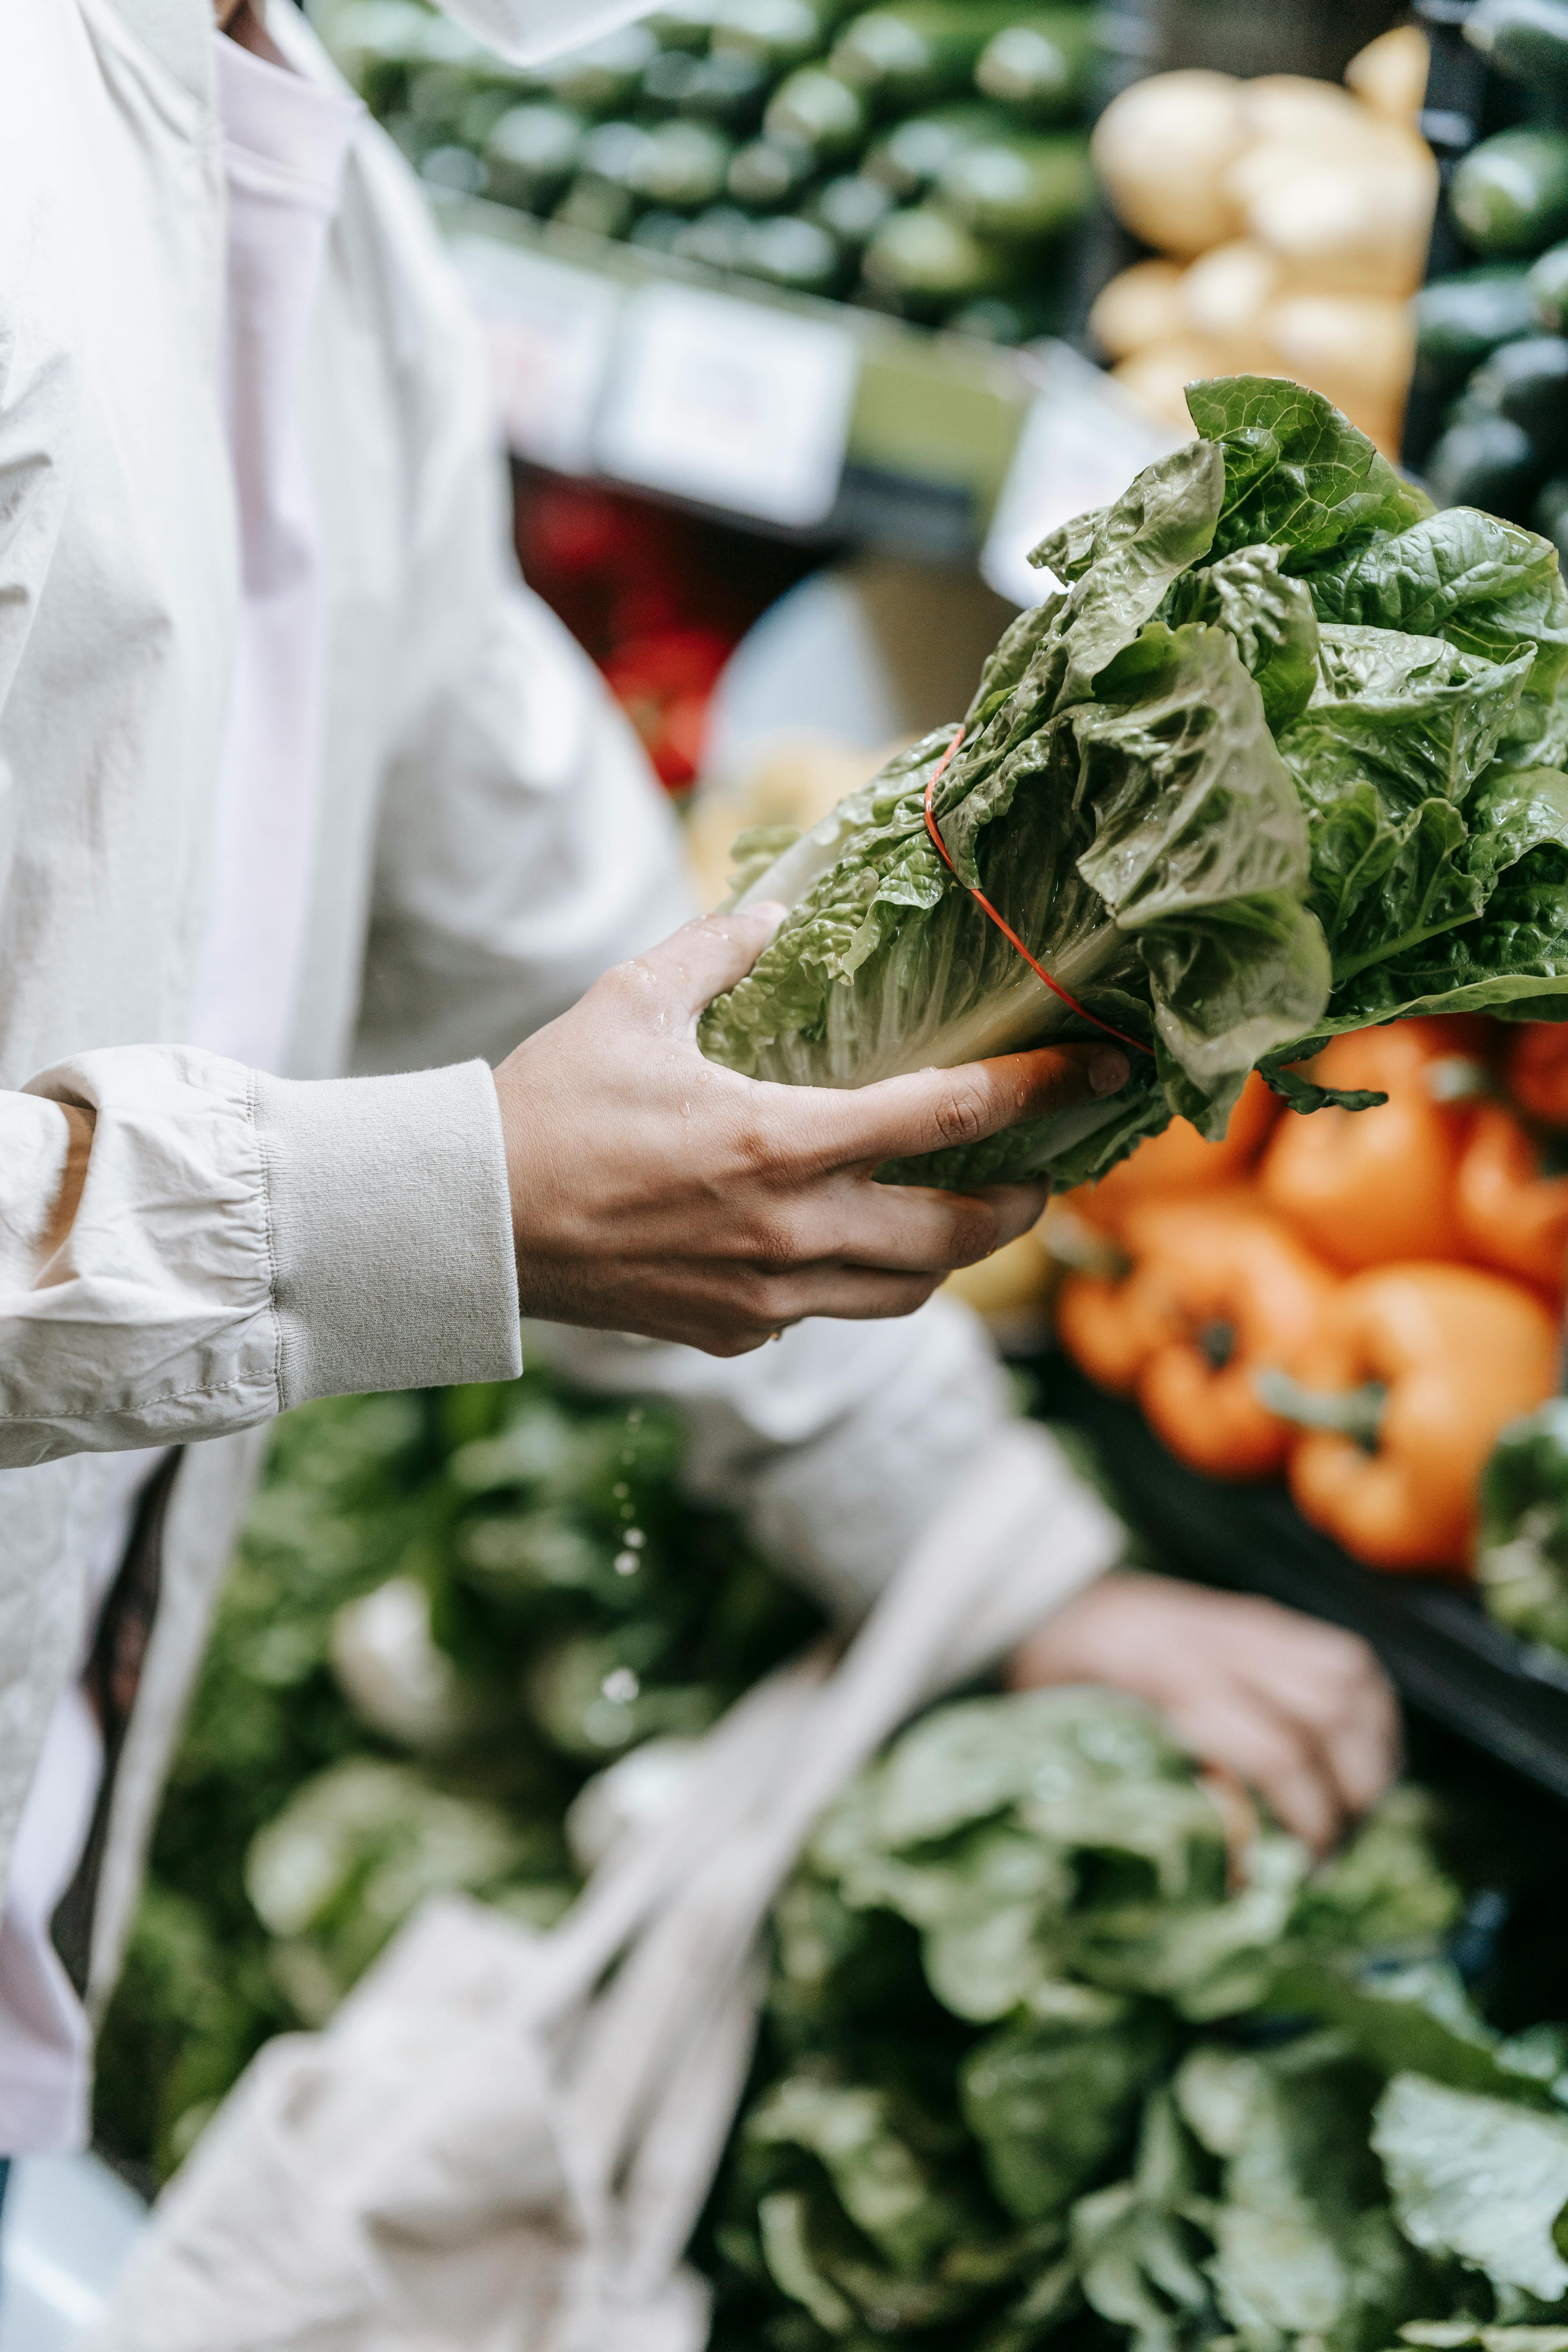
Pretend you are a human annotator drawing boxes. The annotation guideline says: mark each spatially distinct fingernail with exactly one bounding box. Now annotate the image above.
[748,899,787,938]
[1090,1048,1129,1096]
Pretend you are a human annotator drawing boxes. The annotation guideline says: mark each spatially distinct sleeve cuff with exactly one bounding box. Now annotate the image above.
[252,1061,522,1406]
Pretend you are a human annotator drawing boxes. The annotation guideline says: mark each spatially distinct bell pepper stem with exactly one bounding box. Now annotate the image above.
[1253,1368,1387,1452]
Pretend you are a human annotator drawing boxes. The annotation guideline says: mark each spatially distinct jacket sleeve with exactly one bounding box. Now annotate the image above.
[0,1049,522,1468]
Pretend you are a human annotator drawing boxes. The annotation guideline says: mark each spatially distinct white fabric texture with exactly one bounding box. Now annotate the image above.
[191,31,361,1073]
[0,0,1081,2093]
[89,1425,1126,2351]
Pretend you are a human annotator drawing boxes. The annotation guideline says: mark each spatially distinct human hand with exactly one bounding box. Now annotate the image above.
[492,906,1127,1356]
[1006,1570,1398,1855]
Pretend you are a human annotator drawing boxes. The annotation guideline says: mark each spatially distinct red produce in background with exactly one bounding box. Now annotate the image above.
[513,467,821,792]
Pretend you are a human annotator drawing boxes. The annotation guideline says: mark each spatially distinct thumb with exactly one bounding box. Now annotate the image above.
[632,904,788,1022]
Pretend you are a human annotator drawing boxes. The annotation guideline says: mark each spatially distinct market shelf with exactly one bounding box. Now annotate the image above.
[1035,1350,1568,1806]
[436,194,1170,564]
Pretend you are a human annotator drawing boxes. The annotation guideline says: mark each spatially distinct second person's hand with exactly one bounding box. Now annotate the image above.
[493,905,1129,1356]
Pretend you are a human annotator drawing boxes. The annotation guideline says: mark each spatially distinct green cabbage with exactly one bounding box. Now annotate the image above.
[698,377,1568,1186]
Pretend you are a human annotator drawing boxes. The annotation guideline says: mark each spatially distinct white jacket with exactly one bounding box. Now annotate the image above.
[0,0,1108,2019]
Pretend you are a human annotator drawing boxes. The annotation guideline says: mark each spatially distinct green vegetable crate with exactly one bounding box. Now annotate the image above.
[1406,0,1568,563]
[311,0,1102,344]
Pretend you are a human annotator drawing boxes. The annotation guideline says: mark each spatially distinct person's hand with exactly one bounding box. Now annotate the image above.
[1006,1570,1399,1855]
[492,905,1128,1356]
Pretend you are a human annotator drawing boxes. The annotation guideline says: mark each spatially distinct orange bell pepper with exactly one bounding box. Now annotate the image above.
[1054,1250,1163,1396]
[1262,1264,1558,1573]
[1454,1105,1568,1296]
[1504,1023,1568,1129]
[1121,1200,1338,1480]
[1067,1071,1279,1235]
[1055,1197,1336,1482]
[1259,1020,1483,1271]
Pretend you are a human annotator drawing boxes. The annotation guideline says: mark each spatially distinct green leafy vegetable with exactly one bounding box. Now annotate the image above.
[1478,1400,1568,1651]
[1373,2073,1568,2303]
[700,375,1568,1189]
[708,1688,1473,2352]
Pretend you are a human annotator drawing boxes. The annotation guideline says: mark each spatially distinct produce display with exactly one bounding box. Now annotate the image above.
[1086,33,1437,451]
[697,374,1568,1198]
[92,1372,818,2178]
[318,0,1098,338]
[516,472,815,789]
[1413,0,1568,549]
[706,1684,1568,2352]
[98,1378,1568,2351]
[1051,1011,1568,1580]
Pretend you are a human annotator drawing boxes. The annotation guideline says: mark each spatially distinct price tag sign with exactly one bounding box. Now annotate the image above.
[450,234,624,477]
[595,282,859,529]
[982,343,1186,607]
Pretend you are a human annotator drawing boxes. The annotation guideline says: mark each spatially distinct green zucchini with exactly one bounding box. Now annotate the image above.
[543,26,659,116]
[974,11,1097,122]
[831,0,1024,113]
[644,2,715,51]
[482,103,587,212]
[944,292,1058,341]
[864,103,1001,199]
[679,50,771,124]
[577,120,660,193]
[1415,265,1537,367]
[763,65,869,161]
[1535,474,1568,564]
[737,214,845,292]
[1464,334,1568,455]
[643,46,769,124]
[861,201,1029,317]
[1426,414,1547,511]
[936,128,1091,243]
[628,208,690,252]
[1465,0,1568,103]
[806,171,898,248]
[1531,240,1568,332]
[553,177,639,238]
[711,0,848,72]
[1450,128,1568,259]
[671,204,757,268]
[332,2,447,118]
[633,118,736,208]
[727,134,818,207]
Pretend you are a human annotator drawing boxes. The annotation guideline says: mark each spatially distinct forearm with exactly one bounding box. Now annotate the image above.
[0,1047,521,1466]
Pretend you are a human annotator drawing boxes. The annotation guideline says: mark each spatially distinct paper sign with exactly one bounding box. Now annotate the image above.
[595,281,858,528]
[450,234,624,476]
[982,343,1185,607]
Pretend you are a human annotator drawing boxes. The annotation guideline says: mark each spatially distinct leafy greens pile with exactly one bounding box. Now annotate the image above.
[93,1374,816,2179]
[706,1686,1568,2352]
[699,377,1568,1187]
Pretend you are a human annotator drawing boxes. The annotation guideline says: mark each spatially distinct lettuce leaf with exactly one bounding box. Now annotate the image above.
[700,448,1329,1189]
[699,374,1568,1189]
[1372,2073,1568,2304]
[1184,375,1432,569]
[1307,507,1568,773]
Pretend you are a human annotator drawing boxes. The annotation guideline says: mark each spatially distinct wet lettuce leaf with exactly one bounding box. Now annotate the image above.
[709,1688,1488,2352]
[701,450,1328,1188]
[700,374,1568,1190]
[1307,507,1568,774]
[1184,375,1432,570]
[1372,2073,1568,2305]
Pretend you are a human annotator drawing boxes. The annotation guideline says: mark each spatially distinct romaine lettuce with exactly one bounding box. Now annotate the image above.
[699,377,1568,1185]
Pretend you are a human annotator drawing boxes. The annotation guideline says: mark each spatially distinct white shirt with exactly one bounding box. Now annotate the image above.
[0,26,360,2158]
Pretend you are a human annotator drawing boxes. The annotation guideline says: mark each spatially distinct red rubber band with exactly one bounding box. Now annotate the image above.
[922,729,1153,1060]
